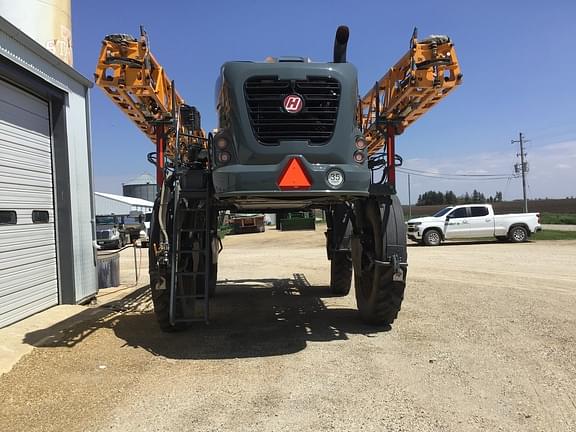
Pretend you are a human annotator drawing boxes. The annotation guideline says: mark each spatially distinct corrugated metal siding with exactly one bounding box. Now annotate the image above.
[0,79,58,327]
[66,91,97,302]
[1,19,97,305]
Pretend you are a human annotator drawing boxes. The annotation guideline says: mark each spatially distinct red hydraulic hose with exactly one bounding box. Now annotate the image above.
[386,125,396,187]
[156,126,165,187]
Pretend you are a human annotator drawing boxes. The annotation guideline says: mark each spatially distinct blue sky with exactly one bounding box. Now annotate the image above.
[71,0,576,203]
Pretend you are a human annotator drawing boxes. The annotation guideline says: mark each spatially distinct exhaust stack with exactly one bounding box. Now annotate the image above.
[333,26,349,63]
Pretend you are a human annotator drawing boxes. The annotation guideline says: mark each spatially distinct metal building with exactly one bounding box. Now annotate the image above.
[123,173,157,202]
[0,15,97,327]
[95,192,154,216]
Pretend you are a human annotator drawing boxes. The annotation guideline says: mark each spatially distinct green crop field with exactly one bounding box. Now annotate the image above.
[540,213,576,225]
[533,230,576,241]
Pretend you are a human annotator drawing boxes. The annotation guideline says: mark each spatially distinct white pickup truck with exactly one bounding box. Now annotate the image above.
[407,204,541,246]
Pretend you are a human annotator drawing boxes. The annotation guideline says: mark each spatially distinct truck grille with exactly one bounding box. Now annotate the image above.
[97,230,111,240]
[244,76,340,144]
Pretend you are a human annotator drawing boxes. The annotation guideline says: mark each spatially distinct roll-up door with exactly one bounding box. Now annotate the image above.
[0,79,58,327]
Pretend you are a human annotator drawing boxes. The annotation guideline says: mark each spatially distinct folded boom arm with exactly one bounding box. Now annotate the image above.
[360,29,462,156]
[94,28,204,167]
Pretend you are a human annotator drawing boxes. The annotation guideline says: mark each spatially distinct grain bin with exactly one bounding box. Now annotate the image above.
[123,173,157,202]
[0,0,73,65]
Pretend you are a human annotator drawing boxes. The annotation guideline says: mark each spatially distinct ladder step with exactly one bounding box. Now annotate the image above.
[178,250,207,254]
[176,295,209,300]
[173,317,209,323]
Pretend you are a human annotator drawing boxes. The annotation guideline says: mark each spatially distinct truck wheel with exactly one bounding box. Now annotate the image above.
[330,251,352,295]
[353,196,407,325]
[423,229,442,246]
[508,225,528,243]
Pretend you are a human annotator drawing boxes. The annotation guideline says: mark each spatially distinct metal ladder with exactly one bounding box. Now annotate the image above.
[169,175,212,326]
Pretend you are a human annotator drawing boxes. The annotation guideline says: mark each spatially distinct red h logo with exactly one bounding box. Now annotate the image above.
[283,95,303,113]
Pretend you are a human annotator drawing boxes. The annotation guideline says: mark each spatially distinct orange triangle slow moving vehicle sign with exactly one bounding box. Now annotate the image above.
[278,158,312,190]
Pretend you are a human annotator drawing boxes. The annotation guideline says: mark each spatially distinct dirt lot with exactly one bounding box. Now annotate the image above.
[1,229,575,431]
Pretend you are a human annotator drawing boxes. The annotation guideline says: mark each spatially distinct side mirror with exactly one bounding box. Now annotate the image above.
[445,215,451,221]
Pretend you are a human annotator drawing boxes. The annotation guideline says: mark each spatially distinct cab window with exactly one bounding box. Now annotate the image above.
[470,206,489,217]
[449,208,468,219]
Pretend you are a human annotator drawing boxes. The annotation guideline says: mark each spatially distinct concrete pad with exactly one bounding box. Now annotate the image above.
[0,246,150,376]
[0,304,86,375]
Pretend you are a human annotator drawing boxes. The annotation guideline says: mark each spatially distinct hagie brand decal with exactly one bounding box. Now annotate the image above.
[283,95,303,113]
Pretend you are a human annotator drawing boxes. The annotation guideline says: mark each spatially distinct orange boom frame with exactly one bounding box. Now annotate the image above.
[359,29,462,151]
[358,29,462,183]
[94,28,205,184]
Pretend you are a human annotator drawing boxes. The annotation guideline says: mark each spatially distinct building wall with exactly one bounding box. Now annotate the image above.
[95,195,132,215]
[0,17,97,304]
[95,195,153,216]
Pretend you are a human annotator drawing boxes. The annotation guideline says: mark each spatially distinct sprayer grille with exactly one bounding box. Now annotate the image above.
[244,76,340,144]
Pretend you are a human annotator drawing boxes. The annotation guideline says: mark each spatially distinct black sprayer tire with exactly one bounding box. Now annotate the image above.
[354,196,407,325]
[330,251,352,296]
[508,225,528,243]
[149,197,187,332]
[208,263,217,297]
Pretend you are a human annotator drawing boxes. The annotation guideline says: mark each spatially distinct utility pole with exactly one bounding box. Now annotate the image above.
[407,173,412,219]
[511,132,529,212]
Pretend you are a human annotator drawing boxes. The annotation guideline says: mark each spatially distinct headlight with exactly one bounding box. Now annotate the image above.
[409,222,422,226]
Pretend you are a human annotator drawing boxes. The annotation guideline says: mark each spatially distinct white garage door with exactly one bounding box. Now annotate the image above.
[0,79,58,328]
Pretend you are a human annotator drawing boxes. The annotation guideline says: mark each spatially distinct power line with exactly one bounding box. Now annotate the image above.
[399,166,515,178]
[397,168,517,181]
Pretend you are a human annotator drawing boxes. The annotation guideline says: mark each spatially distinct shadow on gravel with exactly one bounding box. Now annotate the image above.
[24,274,390,359]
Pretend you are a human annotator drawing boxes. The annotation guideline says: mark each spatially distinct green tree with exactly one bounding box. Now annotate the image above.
[445,190,457,204]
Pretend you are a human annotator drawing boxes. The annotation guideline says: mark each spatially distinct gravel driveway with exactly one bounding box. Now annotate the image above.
[1,230,575,431]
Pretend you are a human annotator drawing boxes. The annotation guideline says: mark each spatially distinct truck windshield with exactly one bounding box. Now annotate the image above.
[96,216,115,224]
[433,207,453,217]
